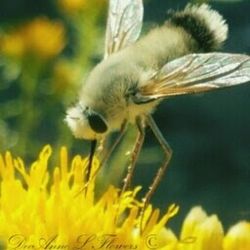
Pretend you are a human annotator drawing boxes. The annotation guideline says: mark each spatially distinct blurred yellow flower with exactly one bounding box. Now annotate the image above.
[0,31,25,58]
[0,18,66,60]
[0,145,178,249]
[58,0,87,13]
[23,17,66,59]
[57,0,106,14]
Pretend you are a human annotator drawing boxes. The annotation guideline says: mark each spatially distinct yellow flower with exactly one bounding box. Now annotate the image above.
[58,0,87,13]
[0,145,178,249]
[57,0,106,14]
[23,17,66,59]
[0,146,249,249]
[1,18,66,60]
[0,31,25,58]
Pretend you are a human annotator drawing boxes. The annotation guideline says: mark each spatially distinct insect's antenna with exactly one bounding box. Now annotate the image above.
[140,115,173,234]
[86,140,97,187]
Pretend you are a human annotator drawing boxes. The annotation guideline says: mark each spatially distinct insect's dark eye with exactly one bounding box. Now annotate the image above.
[87,111,108,133]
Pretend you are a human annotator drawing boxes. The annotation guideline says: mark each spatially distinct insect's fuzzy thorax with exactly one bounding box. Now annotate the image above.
[79,52,158,129]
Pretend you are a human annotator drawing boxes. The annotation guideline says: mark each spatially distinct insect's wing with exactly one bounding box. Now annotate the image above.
[104,0,143,59]
[135,53,250,103]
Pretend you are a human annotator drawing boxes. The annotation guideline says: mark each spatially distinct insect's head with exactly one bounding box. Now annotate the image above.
[65,102,108,140]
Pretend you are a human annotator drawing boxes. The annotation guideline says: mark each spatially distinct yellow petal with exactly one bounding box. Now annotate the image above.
[224,221,250,250]
[192,215,224,250]
[180,206,207,241]
[157,228,177,250]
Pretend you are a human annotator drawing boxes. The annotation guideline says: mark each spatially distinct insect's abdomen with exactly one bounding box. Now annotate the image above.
[131,4,228,69]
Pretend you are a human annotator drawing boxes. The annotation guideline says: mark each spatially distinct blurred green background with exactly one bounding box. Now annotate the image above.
[0,0,250,233]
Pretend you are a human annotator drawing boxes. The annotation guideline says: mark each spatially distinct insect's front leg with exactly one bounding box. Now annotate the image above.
[140,115,173,231]
[121,117,146,193]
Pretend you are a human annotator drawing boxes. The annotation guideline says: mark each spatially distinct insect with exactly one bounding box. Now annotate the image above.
[66,0,250,218]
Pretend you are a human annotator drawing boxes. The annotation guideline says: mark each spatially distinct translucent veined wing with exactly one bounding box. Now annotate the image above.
[104,0,143,59]
[134,53,250,103]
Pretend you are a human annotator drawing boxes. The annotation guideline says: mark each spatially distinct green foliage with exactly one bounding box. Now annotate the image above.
[191,0,209,3]
[0,0,106,162]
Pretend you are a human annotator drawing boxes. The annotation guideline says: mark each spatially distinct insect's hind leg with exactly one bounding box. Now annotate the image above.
[121,117,145,194]
[140,115,173,232]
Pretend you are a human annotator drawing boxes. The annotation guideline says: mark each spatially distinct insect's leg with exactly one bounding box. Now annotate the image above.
[121,117,145,194]
[100,121,127,168]
[115,117,145,227]
[140,115,173,232]
[81,122,127,195]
